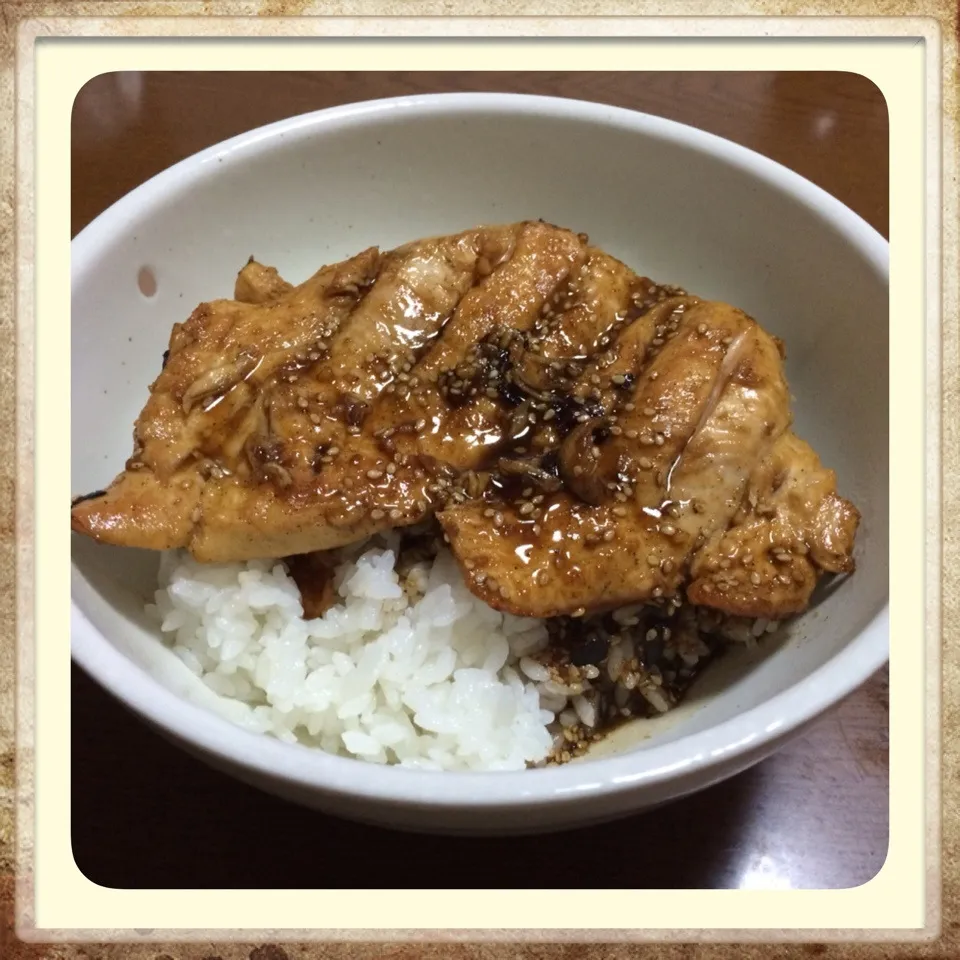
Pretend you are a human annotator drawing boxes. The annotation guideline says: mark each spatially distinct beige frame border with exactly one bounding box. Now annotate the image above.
[1,4,955,956]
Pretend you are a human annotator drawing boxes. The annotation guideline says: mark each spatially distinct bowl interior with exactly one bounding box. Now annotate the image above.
[72,97,888,762]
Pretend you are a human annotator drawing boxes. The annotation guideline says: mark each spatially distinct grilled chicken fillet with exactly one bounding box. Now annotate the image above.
[72,221,858,622]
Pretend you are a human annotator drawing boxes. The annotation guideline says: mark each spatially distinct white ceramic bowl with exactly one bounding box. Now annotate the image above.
[71,93,889,834]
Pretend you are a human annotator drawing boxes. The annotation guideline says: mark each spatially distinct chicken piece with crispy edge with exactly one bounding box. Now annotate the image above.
[72,222,858,624]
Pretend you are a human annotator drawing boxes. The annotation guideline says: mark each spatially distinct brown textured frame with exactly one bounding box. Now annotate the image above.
[2,3,956,958]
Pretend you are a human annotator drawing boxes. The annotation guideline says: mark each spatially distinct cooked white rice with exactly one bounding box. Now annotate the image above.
[146,541,560,771]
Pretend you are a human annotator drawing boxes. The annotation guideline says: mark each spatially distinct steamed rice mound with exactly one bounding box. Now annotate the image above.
[148,541,558,771]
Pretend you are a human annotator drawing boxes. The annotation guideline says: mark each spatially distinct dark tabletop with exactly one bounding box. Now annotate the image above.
[71,71,889,890]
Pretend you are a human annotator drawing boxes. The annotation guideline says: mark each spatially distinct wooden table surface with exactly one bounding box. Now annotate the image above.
[71,71,889,890]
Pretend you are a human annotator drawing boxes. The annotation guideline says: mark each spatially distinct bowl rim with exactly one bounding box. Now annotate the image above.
[71,91,890,810]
